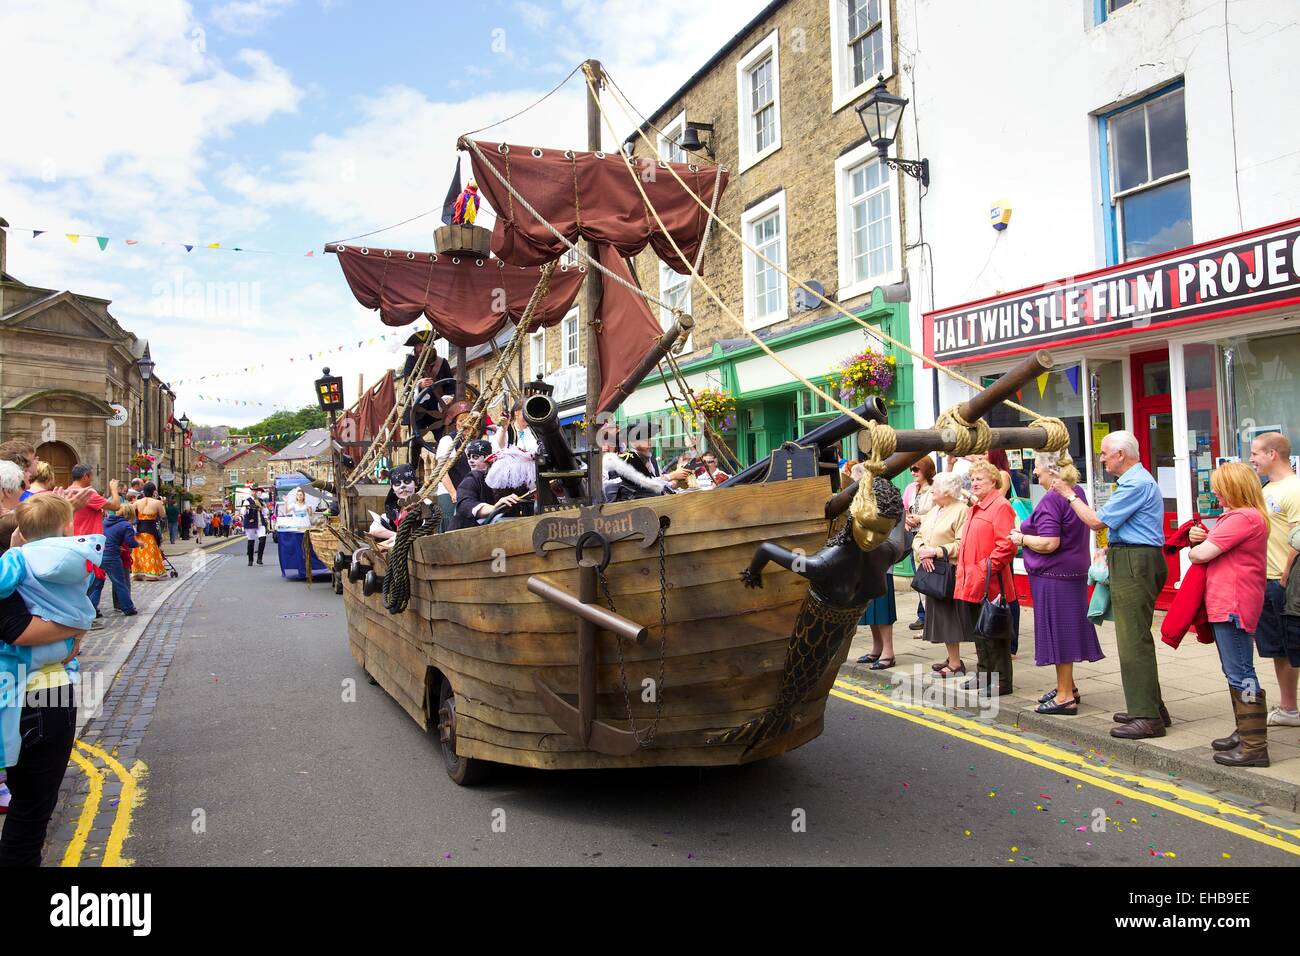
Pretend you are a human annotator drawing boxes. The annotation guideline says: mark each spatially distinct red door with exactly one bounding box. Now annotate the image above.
[1130,346,1219,606]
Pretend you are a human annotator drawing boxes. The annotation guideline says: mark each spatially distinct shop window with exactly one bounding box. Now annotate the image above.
[1103,86,1191,262]
[1219,330,1300,460]
[985,364,1088,506]
[736,30,781,171]
[741,191,788,328]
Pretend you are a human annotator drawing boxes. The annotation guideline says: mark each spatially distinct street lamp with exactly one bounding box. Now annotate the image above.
[137,356,155,469]
[178,413,191,492]
[856,75,930,187]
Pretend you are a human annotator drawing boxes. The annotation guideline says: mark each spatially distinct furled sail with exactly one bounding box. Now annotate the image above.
[334,245,587,346]
[464,140,728,273]
[333,368,396,446]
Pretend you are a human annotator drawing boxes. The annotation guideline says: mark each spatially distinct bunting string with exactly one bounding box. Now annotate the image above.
[188,427,314,449]
[10,224,323,258]
[169,325,431,386]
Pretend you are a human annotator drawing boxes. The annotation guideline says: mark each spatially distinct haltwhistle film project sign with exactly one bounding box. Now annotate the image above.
[924,219,1300,363]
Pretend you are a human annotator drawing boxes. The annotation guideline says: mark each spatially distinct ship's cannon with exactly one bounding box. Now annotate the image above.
[524,393,587,510]
[719,396,889,488]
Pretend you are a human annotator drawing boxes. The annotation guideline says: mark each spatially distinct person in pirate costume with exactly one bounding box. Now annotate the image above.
[400,328,456,467]
[368,464,418,549]
[433,401,478,533]
[603,438,691,501]
[452,440,530,530]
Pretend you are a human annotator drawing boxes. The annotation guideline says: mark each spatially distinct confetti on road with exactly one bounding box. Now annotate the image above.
[988,790,997,797]
[1221,852,1231,860]
[964,830,972,837]
[687,852,696,860]
[1075,826,1088,832]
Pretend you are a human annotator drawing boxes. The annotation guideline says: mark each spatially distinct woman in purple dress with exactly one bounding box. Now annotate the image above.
[1008,453,1104,715]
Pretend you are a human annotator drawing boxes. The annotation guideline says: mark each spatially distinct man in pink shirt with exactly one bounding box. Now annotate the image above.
[69,465,121,536]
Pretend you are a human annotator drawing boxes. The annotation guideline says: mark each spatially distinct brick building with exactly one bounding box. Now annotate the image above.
[617,0,916,465]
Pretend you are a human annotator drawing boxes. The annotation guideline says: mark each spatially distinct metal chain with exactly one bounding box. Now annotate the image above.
[596,530,668,748]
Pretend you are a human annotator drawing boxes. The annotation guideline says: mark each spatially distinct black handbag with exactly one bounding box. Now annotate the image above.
[911,556,955,600]
[973,558,1012,639]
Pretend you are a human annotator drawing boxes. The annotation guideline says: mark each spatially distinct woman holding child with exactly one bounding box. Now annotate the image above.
[0,473,90,865]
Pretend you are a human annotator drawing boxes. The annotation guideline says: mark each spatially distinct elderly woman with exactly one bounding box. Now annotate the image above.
[1010,453,1103,714]
[955,460,1018,695]
[1188,462,1271,767]
[912,471,969,675]
[904,457,937,632]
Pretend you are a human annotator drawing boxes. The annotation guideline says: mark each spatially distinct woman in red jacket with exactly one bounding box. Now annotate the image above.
[955,460,1018,696]
[1188,462,1271,767]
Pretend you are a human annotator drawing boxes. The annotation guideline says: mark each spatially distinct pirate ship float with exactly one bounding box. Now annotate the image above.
[323,62,1071,784]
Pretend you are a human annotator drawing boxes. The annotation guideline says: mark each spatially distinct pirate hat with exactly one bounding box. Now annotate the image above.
[389,464,417,485]
[403,327,437,348]
[440,399,475,427]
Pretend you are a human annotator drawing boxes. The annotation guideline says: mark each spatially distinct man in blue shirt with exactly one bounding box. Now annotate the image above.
[1052,430,1169,739]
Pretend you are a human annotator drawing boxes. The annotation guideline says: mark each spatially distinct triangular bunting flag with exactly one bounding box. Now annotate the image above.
[304,250,314,257]
[96,237,109,251]
[183,244,194,252]
[207,242,220,249]
[1065,365,1080,394]
[125,239,139,245]
[66,234,79,244]
[32,230,43,238]
[1036,372,1050,398]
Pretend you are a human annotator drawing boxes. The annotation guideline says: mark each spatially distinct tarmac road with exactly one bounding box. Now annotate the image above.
[121,553,1300,867]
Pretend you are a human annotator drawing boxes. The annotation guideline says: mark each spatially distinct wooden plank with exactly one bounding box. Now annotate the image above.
[412,520,828,583]
[428,603,797,667]
[455,694,771,736]
[416,476,832,566]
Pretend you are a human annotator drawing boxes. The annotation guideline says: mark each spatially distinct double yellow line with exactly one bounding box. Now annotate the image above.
[831,678,1300,858]
[61,739,146,867]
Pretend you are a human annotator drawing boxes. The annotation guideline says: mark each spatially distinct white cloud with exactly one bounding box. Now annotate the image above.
[514,1,552,31]
[210,0,296,35]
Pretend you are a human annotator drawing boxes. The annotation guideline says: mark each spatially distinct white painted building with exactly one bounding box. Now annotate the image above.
[893,0,1300,603]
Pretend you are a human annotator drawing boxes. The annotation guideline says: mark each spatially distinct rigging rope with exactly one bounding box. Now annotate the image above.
[597,67,1048,420]
[409,261,558,503]
[344,333,438,489]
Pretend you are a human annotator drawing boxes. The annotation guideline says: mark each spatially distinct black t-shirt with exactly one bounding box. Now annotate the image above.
[0,514,32,645]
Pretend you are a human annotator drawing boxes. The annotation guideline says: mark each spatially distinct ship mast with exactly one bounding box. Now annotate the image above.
[582,58,604,505]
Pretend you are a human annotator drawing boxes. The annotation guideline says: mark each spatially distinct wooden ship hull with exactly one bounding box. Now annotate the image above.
[342,475,845,772]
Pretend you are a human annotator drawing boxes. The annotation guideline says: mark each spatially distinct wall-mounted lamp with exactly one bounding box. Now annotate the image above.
[680,122,715,159]
[856,75,930,187]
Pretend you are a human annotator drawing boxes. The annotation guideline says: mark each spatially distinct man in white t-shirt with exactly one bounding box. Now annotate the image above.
[1249,432,1300,726]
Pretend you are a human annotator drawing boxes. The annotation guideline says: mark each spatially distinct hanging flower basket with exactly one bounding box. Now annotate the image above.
[829,347,896,407]
[128,453,155,471]
[689,388,736,432]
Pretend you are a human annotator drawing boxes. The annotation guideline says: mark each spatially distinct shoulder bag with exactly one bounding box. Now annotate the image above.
[911,550,955,600]
[973,557,1012,639]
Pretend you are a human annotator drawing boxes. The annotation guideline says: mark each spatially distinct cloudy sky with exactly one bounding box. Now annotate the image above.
[0,0,768,427]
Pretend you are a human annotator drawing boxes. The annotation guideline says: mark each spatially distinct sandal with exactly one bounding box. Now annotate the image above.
[1035,697,1078,716]
[855,653,880,664]
[868,657,896,671]
[937,661,966,677]
[931,660,950,672]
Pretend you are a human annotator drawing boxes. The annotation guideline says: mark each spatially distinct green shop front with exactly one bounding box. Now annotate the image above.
[617,299,915,495]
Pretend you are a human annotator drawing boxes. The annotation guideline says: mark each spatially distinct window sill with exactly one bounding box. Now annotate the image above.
[831,70,895,114]
[837,268,903,306]
[737,142,782,175]
[745,308,787,332]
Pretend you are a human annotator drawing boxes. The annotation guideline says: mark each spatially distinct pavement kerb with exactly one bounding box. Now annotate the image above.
[837,659,1300,815]
[77,535,245,735]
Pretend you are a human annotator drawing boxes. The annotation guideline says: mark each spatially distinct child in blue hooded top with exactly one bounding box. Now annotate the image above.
[0,495,102,767]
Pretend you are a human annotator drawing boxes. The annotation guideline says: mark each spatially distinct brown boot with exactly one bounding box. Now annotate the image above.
[1211,687,1241,752]
[1215,688,1271,767]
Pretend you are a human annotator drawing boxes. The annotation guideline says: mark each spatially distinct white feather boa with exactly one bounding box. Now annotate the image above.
[602,453,670,494]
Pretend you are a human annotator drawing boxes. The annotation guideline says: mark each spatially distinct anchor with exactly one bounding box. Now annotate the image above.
[529,522,663,755]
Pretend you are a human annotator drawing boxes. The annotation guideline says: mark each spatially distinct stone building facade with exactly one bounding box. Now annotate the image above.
[267,428,332,483]
[191,443,274,501]
[0,220,175,487]
[618,0,916,466]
